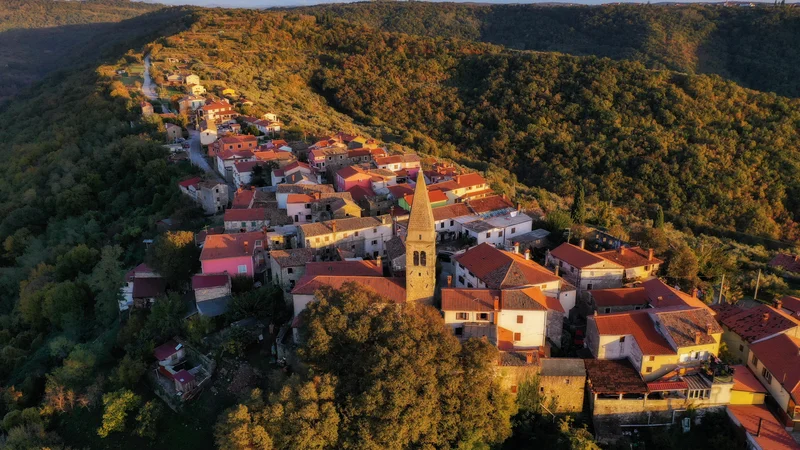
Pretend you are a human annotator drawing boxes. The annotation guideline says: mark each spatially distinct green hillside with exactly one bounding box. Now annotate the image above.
[303,2,800,98]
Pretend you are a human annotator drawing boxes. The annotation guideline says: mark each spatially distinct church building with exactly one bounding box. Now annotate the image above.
[405,172,437,305]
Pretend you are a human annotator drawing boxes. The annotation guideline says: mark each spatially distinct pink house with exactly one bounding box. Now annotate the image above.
[200,231,267,278]
[336,166,373,192]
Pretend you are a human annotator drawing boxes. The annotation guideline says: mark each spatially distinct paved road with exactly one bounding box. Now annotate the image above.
[188,129,224,182]
[142,54,158,101]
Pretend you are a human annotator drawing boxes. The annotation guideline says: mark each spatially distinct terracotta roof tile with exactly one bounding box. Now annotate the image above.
[291,276,406,304]
[715,304,800,343]
[455,243,561,289]
[731,365,767,393]
[642,278,713,312]
[589,288,649,308]
[432,204,472,221]
[298,216,389,238]
[550,243,620,269]
[585,359,648,394]
[779,295,800,316]
[303,260,383,277]
[192,273,230,290]
[454,172,486,188]
[270,248,315,268]
[223,208,266,222]
[749,333,800,403]
[592,310,674,355]
[178,177,201,188]
[502,286,563,312]
[133,277,166,299]
[441,288,497,311]
[596,246,663,269]
[728,405,800,450]
[154,340,180,361]
[200,231,264,260]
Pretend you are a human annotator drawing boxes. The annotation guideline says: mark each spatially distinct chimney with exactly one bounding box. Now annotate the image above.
[516,203,521,212]
[376,255,382,267]
[762,313,770,324]
[524,249,531,260]
[330,220,337,233]
[593,310,598,317]
[513,242,520,254]
[526,351,534,364]
[244,241,249,254]
[619,246,626,256]
[579,239,585,249]
[657,296,663,306]
[447,275,452,287]
[554,265,559,276]
[493,296,500,312]
[648,248,654,261]
[706,323,713,335]
[776,299,783,310]
[694,331,702,345]
[237,187,243,193]
[692,288,699,298]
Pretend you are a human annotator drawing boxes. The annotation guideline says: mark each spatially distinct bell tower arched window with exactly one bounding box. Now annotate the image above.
[413,251,420,266]
[420,251,427,267]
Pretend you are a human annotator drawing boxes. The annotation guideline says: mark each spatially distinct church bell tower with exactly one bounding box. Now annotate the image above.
[405,171,436,305]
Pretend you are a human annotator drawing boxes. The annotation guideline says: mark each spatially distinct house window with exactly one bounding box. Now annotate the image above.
[762,368,773,383]
[739,344,744,352]
[305,203,311,209]
[485,233,491,238]
[587,283,593,290]
[511,227,516,234]
[237,265,247,274]
[372,240,378,245]
[516,315,524,324]
[513,333,521,341]
[570,267,575,273]
[646,367,652,373]
[497,232,502,237]
[450,220,454,226]
[649,356,655,361]
[420,251,427,266]
[251,221,257,227]
[440,223,444,229]
[752,354,759,366]
[287,268,293,274]
[467,282,473,288]
[305,215,312,220]
[456,312,469,320]
[374,228,378,233]
[458,276,465,285]
[241,222,246,227]
[324,236,329,242]
[619,336,626,343]
[510,385,518,394]
[454,327,463,336]
[644,265,650,271]
[413,251,420,266]
[315,238,320,243]
[477,313,489,321]
[355,231,359,237]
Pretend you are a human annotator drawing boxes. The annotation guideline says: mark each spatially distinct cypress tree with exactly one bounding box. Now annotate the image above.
[654,205,664,229]
[571,183,585,224]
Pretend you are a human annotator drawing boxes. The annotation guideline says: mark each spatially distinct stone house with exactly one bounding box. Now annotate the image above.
[546,241,625,294]
[269,248,315,292]
[297,215,393,260]
[192,273,232,317]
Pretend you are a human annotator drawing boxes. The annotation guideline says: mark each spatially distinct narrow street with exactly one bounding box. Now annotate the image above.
[142,54,158,102]
[188,129,225,185]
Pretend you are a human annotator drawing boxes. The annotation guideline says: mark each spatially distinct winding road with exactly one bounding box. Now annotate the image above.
[142,55,158,101]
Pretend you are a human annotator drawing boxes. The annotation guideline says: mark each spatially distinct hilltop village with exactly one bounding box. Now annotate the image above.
[126,59,800,449]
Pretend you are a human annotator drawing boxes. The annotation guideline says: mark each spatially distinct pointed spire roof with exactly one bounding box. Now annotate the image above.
[408,171,434,232]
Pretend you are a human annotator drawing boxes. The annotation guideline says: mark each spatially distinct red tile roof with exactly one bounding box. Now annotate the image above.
[337,165,372,180]
[728,405,800,450]
[647,380,688,392]
[304,260,383,277]
[455,243,561,289]
[441,288,497,311]
[454,172,486,188]
[192,273,230,290]
[432,204,472,221]
[427,180,459,192]
[178,177,201,189]
[233,160,263,173]
[596,246,663,269]
[585,358,648,394]
[346,185,374,202]
[503,286,563,312]
[590,288,649,308]
[154,340,180,361]
[714,304,800,343]
[219,149,254,160]
[769,253,800,274]
[387,184,414,198]
[779,295,800,316]
[641,278,712,312]
[653,308,722,347]
[550,243,620,269]
[291,276,406,304]
[287,194,314,203]
[218,134,257,144]
[592,310,674,355]
[223,208,266,222]
[749,333,800,403]
[467,195,514,214]
[731,365,767,393]
[200,231,264,260]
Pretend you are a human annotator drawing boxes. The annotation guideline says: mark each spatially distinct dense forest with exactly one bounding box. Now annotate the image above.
[301,2,800,98]
[157,9,800,241]
[0,1,798,448]
[0,0,169,101]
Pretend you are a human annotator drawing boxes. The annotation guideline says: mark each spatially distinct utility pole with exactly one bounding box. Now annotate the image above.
[719,274,726,304]
[753,269,761,301]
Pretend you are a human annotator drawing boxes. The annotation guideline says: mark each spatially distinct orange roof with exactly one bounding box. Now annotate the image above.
[291,276,406,304]
[178,177,201,188]
[731,365,767,393]
[749,334,800,403]
[223,208,265,222]
[304,260,383,277]
[727,405,800,450]
[432,204,472,221]
[467,195,514,214]
[254,150,294,161]
[200,231,264,260]
[780,295,800,316]
[596,246,663,269]
[504,286,563,312]
[641,278,713,313]
[550,243,621,269]
[592,310,674,355]
[441,288,497,311]
[218,134,257,144]
[454,172,486,188]
[428,180,459,192]
[402,190,448,206]
[287,194,314,204]
[455,243,561,289]
[589,288,649,308]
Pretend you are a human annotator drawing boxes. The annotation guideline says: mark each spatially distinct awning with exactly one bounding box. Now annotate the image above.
[647,380,688,392]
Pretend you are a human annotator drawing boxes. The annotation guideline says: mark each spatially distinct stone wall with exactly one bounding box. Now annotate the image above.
[547,311,564,348]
